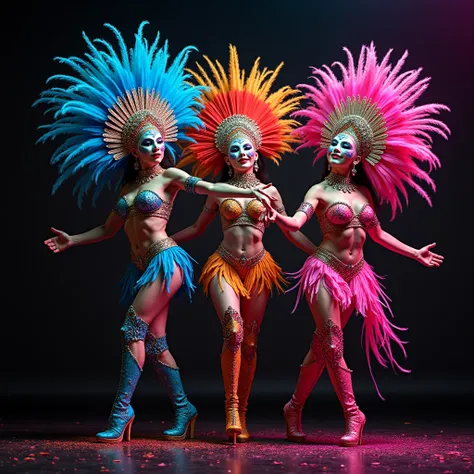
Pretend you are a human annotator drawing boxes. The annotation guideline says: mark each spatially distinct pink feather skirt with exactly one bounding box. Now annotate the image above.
[288,247,409,398]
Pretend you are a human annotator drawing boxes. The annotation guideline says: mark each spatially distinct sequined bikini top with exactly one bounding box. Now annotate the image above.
[318,202,379,234]
[220,198,266,233]
[114,190,173,221]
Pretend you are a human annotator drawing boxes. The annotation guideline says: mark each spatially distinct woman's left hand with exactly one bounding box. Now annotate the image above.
[251,183,277,210]
[415,243,444,267]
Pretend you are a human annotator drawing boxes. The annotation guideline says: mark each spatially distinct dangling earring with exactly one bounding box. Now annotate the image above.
[134,158,140,171]
[228,166,233,178]
[351,163,357,176]
[328,163,332,171]
[254,159,259,173]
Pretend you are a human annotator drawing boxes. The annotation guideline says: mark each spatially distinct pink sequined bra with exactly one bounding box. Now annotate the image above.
[318,202,379,235]
[219,198,265,233]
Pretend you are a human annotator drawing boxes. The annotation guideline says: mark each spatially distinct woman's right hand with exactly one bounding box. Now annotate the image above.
[44,227,73,253]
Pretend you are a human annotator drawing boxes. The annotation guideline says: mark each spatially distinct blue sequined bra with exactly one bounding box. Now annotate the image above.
[113,190,173,221]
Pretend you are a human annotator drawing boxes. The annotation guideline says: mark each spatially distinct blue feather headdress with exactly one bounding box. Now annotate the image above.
[34,21,205,206]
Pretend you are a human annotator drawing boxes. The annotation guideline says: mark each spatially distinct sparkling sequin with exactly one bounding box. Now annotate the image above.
[114,197,129,220]
[296,202,315,221]
[184,176,202,194]
[131,237,177,271]
[121,306,149,344]
[135,190,163,212]
[222,306,243,354]
[145,332,169,355]
[326,203,354,225]
[317,319,344,367]
[242,320,260,362]
[220,199,265,233]
[217,244,266,279]
[312,247,364,282]
[113,191,173,222]
[319,202,379,234]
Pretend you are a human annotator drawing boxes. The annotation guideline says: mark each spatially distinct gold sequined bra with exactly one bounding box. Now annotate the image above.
[317,202,379,235]
[114,190,173,221]
[219,198,266,233]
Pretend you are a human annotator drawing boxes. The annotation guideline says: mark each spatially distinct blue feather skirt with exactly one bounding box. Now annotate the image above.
[120,238,196,306]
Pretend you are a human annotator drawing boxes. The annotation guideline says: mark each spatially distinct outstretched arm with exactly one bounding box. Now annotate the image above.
[367,226,444,267]
[170,196,218,244]
[267,187,319,255]
[164,167,275,204]
[44,211,123,253]
[360,188,444,267]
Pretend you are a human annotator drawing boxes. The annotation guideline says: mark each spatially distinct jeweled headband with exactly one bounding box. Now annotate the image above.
[321,96,387,165]
[103,88,178,160]
[214,114,263,154]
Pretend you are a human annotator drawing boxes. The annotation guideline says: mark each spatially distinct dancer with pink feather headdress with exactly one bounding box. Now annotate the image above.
[268,43,449,446]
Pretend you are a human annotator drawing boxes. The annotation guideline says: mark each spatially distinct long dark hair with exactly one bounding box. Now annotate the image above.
[321,157,380,210]
[218,155,271,184]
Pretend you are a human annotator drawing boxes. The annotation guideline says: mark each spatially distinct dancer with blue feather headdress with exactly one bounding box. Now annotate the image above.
[37,22,273,443]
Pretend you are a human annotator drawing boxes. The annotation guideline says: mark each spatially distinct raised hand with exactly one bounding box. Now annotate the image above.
[44,227,73,253]
[416,243,444,267]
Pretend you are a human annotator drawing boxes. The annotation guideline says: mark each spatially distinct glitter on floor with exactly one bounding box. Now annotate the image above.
[0,419,472,473]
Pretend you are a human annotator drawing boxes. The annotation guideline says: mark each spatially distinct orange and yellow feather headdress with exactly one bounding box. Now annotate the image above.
[179,45,301,178]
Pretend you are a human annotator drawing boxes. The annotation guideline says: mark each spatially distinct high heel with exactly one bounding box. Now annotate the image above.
[235,320,259,443]
[284,332,326,443]
[124,416,134,441]
[97,412,135,444]
[146,344,198,441]
[221,307,243,440]
[283,397,305,443]
[339,409,366,447]
[96,307,147,443]
[188,415,197,439]
[319,320,366,447]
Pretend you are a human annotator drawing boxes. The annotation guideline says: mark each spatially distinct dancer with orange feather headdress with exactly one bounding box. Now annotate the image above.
[173,45,318,443]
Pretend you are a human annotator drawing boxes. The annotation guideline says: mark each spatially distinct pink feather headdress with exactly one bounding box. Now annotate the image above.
[295,42,450,218]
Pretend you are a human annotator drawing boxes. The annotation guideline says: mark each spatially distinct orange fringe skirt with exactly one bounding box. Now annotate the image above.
[199,243,287,299]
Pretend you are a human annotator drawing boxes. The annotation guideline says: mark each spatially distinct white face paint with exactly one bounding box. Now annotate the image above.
[327,133,359,168]
[134,127,166,168]
[226,137,257,174]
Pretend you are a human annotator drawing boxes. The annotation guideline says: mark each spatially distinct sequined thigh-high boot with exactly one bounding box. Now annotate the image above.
[96,306,148,443]
[283,330,326,443]
[145,332,197,441]
[319,320,366,447]
[235,320,259,443]
[221,306,244,444]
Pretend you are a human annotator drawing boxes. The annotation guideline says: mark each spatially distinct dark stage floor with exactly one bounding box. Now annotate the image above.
[1,419,473,473]
[1,393,473,473]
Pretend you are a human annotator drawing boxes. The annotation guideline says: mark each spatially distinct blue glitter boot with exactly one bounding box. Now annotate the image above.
[96,307,148,443]
[146,332,198,440]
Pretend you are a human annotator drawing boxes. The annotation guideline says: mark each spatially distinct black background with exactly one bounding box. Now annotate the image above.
[3,0,473,419]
